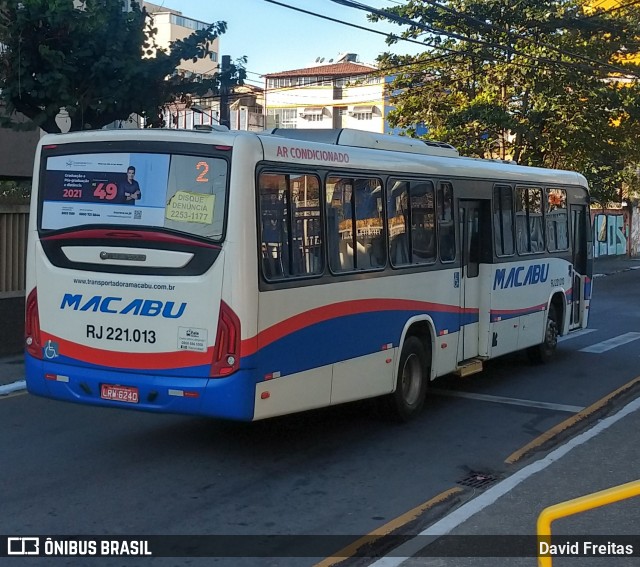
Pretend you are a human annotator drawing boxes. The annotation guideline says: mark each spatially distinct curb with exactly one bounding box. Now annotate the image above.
[0,379,26,396]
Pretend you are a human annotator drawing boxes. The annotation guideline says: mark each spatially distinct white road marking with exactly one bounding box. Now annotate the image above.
[368,395,640,567]
[0,380,26,397]
[558,328,597,342]
[579,332,640,353]
[430,389,584,413]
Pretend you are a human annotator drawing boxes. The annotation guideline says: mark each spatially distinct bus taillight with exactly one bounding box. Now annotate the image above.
[211,301,241,377]
[25,288,42,359]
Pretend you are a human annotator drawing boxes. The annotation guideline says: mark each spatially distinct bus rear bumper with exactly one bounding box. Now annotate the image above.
[25,355,256,421]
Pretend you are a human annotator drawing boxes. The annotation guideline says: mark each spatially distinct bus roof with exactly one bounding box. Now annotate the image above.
[268,128,460,158]
[37,128,589,191]
[259,129,589,190]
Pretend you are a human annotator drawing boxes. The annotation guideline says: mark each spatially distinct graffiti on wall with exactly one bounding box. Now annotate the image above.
[631,205,640,257]
[593,213,626,257]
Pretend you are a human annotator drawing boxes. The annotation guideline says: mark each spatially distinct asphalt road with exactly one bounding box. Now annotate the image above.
[1,268,639,567]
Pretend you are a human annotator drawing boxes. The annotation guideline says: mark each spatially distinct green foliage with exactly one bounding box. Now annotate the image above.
[0,0,246,132]
[0,179,31,204]
[375,0,640,205]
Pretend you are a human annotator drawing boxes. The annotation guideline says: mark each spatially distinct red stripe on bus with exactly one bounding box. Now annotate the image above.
[490,303,547,316]
[42,229,221,248]
[40,332,213,370]
[240,299,473,356]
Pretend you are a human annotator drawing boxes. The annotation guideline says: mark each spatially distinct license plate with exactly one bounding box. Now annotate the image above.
[101,384,139,404]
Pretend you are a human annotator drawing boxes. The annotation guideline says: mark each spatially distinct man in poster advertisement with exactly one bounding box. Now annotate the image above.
[118,166,142,204]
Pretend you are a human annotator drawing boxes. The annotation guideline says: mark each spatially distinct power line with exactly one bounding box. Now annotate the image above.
[262,0,436,50]
[415,0,640,74]
[257,0,625,83]
[197,0,640,103]
[193,0,434,81]
[210,0,640,95]
[327,0,640,78]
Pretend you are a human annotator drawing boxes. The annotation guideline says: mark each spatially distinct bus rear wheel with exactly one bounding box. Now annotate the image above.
[528,304,559,364]
[382,336,429,422]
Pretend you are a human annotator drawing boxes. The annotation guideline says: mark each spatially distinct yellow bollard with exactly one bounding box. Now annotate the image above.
[537,479,640,567]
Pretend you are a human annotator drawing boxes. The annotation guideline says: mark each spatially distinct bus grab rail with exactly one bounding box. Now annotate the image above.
[537,479,640,567]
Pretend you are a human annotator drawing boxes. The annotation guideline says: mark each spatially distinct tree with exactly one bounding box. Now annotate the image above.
[373,0,640,205]
[0,179,31,204]
[0,0,246,132]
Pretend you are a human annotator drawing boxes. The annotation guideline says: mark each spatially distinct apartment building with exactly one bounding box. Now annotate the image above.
[143,2,219,77]
[143,3,264,131]
[264,53,386,132]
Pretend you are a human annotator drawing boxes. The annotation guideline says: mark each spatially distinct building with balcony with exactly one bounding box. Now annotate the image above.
[264,53,386,132]
[143,2,219,78]
[143,3,263,131]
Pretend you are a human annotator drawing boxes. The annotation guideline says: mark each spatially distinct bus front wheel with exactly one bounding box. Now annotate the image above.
[383,336,429,422]
[528,304,559,364]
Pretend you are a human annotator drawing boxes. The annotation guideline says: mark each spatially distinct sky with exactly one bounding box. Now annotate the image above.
[156,0,425,86]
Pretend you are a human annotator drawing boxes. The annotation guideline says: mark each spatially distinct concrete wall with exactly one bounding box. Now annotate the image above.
[0,110,41,179]
[0,296,24,356]
[0,112,37,357]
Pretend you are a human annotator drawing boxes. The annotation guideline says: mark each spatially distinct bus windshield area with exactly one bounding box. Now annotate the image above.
[39,151,228,241]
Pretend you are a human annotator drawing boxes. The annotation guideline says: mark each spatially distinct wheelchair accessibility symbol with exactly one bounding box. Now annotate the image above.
[43,340,59,359]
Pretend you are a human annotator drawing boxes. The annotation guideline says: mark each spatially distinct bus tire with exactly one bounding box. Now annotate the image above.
[527,304,559,364]
[382,336,429,422]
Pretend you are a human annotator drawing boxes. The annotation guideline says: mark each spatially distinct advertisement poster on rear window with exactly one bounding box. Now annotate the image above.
[42,153,170,230]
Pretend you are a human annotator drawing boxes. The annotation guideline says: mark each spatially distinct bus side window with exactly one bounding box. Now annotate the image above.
[387,180,410,266]
[326,177,355,272]
[387,179,435,266]
[354,178,385,269]
[260,178,287,279]
[259,172,323,280]
[546,188,569,251]
[493,184,515,256]
[437,182,455,262]
[410,181,436,263]
[290,175,322,275]
[327,176,384,272]
[516,186,545,254]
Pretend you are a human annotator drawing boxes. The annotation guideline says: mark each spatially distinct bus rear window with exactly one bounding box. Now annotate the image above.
[40,152,228,240]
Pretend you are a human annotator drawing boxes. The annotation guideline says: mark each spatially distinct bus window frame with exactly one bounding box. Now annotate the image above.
[436,180,456,264]
[257,169,325,283]
[326,173,387,275]
[545,187,570,253]
[492,184,516,258]
[386,176,437,268]
[515,185,546,256]
[36,140,233,245]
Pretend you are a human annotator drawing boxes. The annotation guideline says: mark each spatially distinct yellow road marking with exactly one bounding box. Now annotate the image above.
[312,487,462,567]
[506,375,640,465]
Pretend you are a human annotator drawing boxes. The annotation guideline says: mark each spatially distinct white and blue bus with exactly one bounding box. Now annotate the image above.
[24,128,592,421]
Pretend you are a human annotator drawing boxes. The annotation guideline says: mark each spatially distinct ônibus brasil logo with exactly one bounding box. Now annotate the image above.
[60,294,186,318]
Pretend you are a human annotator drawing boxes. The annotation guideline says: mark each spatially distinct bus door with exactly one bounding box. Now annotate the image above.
[570,204,588,329]
[458,200,484,361]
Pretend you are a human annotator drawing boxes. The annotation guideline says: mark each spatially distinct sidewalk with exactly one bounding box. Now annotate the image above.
[377,254,640,566]
[592,254,640,276]
[386,396,640,567]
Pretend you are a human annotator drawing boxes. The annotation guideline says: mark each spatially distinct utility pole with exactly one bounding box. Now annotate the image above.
[219,55,231,129]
